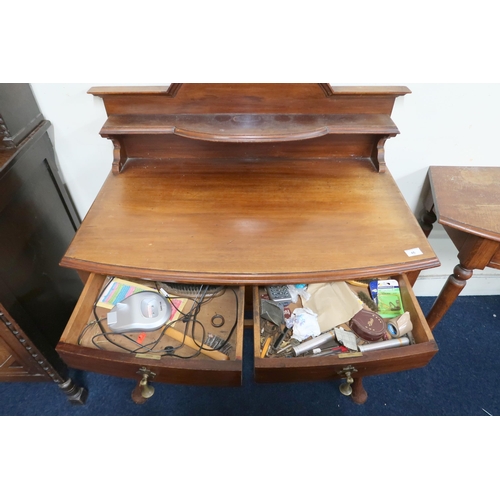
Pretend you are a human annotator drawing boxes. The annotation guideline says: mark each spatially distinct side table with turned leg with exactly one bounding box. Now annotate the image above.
[422,166,500,331]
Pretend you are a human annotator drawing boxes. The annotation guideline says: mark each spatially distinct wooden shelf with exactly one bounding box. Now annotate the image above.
[100,113,399,143]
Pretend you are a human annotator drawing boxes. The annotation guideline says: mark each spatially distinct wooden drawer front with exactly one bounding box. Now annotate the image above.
[57,274,245,386]
[253,275,438,383]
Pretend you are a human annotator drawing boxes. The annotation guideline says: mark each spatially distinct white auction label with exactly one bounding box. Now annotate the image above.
[405,247,423,257]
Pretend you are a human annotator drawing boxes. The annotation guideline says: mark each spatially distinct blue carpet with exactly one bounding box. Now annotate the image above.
[1,295,499,416]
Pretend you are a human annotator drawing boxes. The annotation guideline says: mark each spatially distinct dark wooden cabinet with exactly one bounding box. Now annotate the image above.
[0,83,44,150]
[0,84,87,404]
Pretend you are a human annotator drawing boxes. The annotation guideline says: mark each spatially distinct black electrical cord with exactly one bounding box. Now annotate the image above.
[189,287,238,353]
[80,280,237,359]
[89,315,195,355]
[77,319,104,345]
[81,281,210,357]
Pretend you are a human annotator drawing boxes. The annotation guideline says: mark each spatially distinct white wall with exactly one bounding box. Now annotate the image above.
[30,83,500,296]
[386,84,500,296]
[30,84,152,216]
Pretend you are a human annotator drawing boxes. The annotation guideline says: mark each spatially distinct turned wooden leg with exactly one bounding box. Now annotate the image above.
[426,264,473,331]
[351,377,368,405]
[58,377,88,405]
[339,368,367,404]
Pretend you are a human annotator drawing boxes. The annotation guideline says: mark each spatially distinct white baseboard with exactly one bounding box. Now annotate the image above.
[413,228,500,297]
[413,273,500,297]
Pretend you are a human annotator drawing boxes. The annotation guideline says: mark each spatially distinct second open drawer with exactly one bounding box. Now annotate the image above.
[252,274,438,384]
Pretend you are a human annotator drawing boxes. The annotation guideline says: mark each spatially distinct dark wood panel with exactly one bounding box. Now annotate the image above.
[0,102,83,386]
[121,133,379,161]
[0,83,44,150]
[0,305,52,380]
[0,153,82,346]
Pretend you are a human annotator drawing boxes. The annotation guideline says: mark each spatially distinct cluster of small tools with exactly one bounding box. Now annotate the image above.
[260,320,348,358]
[205,332,233,356]
[259,281,415,359]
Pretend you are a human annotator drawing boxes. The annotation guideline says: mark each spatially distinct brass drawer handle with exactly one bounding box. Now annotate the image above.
[338,365,358,397]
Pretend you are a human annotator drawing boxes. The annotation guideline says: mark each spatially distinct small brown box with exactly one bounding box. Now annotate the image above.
[349,309,386,342]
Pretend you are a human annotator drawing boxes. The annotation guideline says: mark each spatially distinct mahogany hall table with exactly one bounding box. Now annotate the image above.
[423,166,500,330]
[57,84,440,405]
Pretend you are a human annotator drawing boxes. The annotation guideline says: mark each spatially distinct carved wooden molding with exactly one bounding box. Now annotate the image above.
[372,135,395,173]
[166,83,182,97]
[160,83,334,98]
[0,306,64,383]
[168,83,410,98]
[88,84,182,97]
[0,113,15,150]
[109,137,127,174]
[318,83,334,96]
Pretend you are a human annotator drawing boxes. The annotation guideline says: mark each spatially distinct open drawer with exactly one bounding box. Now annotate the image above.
[252,274,438,385]
[57,273,245,386]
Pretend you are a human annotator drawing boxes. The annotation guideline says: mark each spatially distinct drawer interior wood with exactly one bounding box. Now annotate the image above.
[58,273,245,385]
[253,274,438,383]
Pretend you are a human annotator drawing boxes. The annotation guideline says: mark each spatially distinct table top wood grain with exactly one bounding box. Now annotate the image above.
[61,158,439,284]
[429,166,500,242]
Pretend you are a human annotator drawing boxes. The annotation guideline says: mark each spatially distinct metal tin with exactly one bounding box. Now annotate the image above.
[292,331,336,357]
[358,337,410,352]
